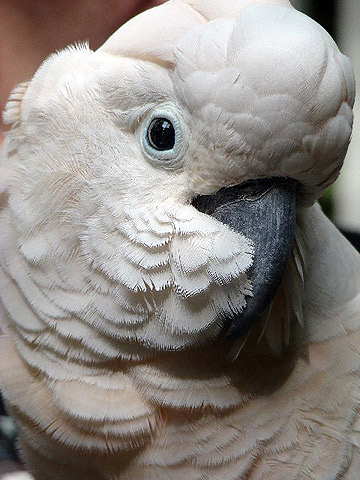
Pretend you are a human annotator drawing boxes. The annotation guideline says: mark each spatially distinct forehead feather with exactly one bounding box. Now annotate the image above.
[173,5,347,114]
[99,0,292,65]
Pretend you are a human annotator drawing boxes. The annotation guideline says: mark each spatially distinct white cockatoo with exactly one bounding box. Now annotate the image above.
[0,0,359,478]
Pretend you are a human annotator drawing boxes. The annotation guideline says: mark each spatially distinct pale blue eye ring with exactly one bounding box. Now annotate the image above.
[140,105,186,170]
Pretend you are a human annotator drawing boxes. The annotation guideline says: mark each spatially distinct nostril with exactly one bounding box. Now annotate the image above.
[192,177,299,215]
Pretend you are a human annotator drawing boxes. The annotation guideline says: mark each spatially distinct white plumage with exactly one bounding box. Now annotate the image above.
[0,0,359,479]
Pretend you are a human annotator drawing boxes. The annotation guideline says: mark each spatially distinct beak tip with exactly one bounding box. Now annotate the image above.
[225,309,261,340]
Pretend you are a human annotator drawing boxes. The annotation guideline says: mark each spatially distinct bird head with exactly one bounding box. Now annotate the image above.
[2,0,354,357]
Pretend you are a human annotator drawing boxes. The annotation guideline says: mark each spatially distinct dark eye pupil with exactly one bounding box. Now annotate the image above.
[147,118,175,151]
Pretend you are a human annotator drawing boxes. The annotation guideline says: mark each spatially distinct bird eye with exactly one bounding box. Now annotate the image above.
[140,105,186,170]
[147,118,175,151]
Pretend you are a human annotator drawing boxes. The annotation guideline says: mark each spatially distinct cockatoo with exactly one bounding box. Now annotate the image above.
[0,0,359,479]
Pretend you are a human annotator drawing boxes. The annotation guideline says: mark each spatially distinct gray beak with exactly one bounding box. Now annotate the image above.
[192,177,297,339]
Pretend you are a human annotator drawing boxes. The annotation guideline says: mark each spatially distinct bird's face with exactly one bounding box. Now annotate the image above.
[3,3,354,354]
[4,46,255,353]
